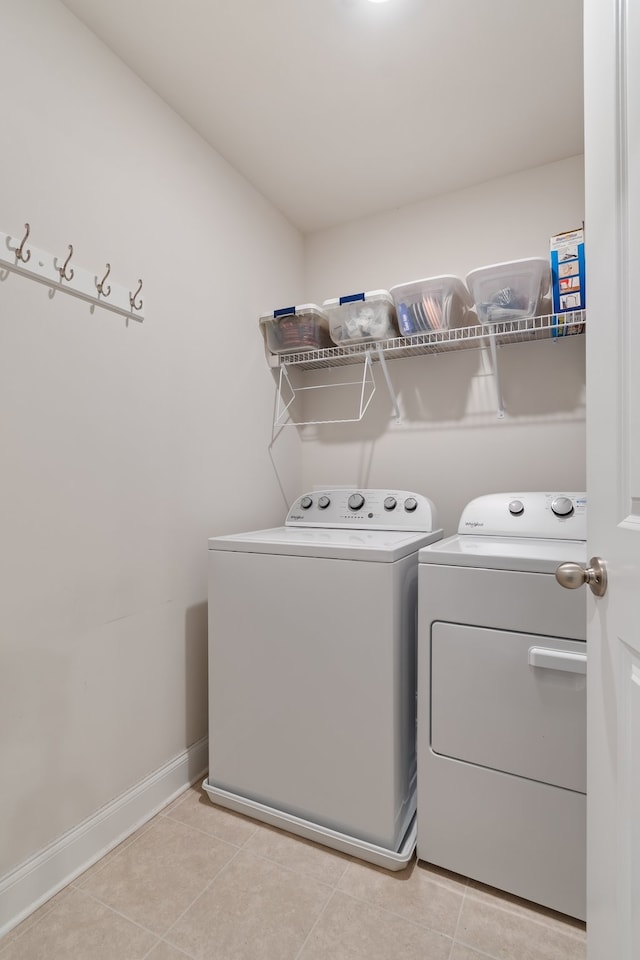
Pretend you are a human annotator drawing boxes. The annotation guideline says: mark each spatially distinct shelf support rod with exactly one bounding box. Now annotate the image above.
[374,344,401,423]
[486,329,505,419]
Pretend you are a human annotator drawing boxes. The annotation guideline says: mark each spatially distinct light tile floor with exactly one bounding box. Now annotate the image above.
[0,782,587,960]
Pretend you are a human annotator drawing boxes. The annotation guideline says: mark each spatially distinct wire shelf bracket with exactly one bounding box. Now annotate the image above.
[274,349,397,427]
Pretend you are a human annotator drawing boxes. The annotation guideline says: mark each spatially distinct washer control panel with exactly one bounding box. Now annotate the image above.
[458,492,587,540]
[286,489,439,532]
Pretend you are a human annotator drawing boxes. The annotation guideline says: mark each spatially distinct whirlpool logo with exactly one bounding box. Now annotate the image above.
[464,520,484,528]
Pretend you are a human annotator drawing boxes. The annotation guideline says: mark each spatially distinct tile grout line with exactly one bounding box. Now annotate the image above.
[452,940,501,960]
[158,839,347,958]
[72,839,245,954]
[0,885,76,954]
[291,887,339,960]
[453,889,586,960]
[463,883,586,940]
[160,809,256,849]
[449,888,504,960]
[71,885,171,942]
[453,927,583,960]
[325,888,456,949]
[70,818,157,888]
[141,932,196,960]
[71,814,229,898]
[159,844,247,949]
[330,876,466,941]
[447,888,467,960]
[461,889,587,944]
[2,884,196,960]
[223,844,348,889]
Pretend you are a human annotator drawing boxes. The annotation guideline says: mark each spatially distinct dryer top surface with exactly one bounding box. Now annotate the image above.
[419,534,587,573]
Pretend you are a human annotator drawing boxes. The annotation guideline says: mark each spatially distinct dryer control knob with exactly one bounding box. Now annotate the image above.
[384,497,397,511]
[551,496,574,517]
[318,495,330,509]
[404,497,418,512]
[509,500,524,516]
[348,493,365,510]
[300,496,313,509]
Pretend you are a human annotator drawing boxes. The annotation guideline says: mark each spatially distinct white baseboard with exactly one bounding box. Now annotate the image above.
[0,736,208,939]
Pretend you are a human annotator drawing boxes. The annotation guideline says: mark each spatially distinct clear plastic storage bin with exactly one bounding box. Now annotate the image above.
[465,258,551,324]
[259,303,332,354]
[389,275,473,336]
[322,290,398,345]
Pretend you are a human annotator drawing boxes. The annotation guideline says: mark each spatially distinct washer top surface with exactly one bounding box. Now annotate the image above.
[209,525,443,562]
[209,488,443,562]
[419,492,587,573]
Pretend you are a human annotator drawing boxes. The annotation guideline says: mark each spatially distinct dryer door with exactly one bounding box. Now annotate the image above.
[430,623,586,793]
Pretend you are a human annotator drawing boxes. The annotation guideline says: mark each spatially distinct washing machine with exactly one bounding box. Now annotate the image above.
[203,488,442,869]
[417,492,587,920]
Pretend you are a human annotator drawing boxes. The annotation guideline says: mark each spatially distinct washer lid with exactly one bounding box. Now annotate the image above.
[209,526,443,562]
[419,534,587,573]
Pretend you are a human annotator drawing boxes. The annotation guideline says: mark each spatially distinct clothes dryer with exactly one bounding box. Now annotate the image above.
[204,489,442,869]
[417,492,587,919]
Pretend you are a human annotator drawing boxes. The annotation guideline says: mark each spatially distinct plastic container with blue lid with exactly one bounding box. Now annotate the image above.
[259,303,332,354]
[322,290,398,345]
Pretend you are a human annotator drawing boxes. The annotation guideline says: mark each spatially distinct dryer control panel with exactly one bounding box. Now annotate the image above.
[457,492,587,540]
[286,489,439,532]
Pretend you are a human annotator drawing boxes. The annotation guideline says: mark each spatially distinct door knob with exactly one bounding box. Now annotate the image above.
[555,556,607,597]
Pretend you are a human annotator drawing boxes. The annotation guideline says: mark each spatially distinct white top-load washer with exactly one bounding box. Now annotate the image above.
[417,492,587,920]
[204,489,442,870]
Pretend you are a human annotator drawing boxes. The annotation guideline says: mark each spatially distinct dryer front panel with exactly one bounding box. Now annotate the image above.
[430,622,586,794]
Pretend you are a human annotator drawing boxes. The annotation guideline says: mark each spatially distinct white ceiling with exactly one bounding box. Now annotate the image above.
[60,0,584,234]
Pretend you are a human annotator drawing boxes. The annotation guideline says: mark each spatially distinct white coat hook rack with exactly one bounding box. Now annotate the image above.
[0,223,144,322]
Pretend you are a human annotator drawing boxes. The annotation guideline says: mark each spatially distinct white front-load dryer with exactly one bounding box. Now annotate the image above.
[417,492,587,919]
[204,489,442,870]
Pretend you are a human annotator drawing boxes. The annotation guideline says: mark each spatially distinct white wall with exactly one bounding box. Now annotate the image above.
[301,156,586,534]
[0,0,303,891]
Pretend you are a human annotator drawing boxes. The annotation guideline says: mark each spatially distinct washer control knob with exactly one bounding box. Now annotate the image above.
[384,496,397,511]
[300,496,313,510]
[318,495,330,509]
[509,499,524,516]
[551,496,574,518]
[404,497,418,512]
[348,493,365,511]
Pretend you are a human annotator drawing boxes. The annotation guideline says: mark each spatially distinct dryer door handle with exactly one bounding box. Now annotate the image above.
[528,646,587,675]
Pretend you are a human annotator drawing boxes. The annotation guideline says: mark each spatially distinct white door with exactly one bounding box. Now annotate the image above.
[584,1,640,956]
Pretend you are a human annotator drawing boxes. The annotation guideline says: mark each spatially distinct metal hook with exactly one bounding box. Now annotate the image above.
[58,244,74,282]
[129,279,143,311]
[16,223,31,264]
[96,262,111,297]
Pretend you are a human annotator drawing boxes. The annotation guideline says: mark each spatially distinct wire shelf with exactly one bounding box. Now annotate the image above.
[268,311,586,370]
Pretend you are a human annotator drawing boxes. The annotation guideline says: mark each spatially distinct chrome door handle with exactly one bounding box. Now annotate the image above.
[555,556,607,597]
